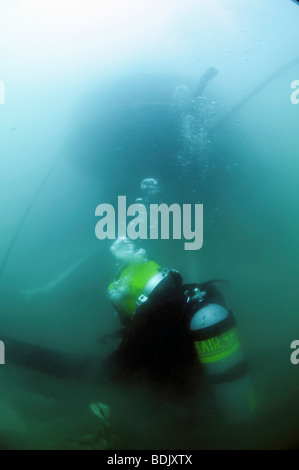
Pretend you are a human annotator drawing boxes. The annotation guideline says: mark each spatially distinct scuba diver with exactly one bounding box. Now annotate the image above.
[98,243,257,422]
[1,240,256,424]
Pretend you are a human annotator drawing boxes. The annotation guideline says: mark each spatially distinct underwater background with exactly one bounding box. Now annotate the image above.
[0,0,299,450]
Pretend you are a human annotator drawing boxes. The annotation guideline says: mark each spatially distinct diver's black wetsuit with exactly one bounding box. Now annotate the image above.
[101,280,226,394]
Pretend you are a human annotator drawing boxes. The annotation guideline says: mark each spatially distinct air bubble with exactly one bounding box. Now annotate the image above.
[140,178,160,195]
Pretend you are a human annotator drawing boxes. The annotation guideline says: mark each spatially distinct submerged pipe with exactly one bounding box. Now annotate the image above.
[215,56,299,128]
[0,154,62,282]
[193,66,218,98]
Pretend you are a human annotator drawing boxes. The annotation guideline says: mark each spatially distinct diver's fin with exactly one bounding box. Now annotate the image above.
[90,402,111,422]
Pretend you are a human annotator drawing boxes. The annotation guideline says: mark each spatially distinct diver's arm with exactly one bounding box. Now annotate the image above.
[1,334,103,383]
